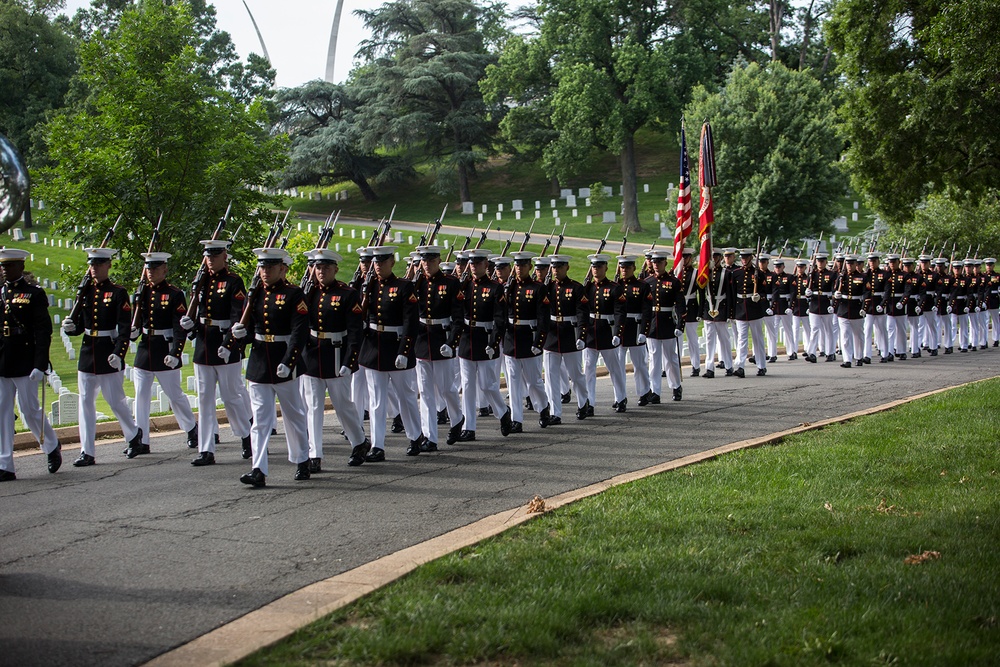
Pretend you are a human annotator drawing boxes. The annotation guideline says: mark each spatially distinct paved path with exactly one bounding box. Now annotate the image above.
[2,351,998,666]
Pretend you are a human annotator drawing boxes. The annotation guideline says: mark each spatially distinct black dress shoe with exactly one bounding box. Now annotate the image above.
[703,369,715,379]
[437,409,449,425]
[980,344,988,350]
[406,438,423,456]
[649,392,661,404]
[73,453,95,467]
[756,368,767,376]
[863,357,872,364]
[241,435,252,459]
[672,387,682,401]
[855,360,864,367]
[214,433,220,444]
[586,403,594,417]
[768,356,777,363]
[576,401,591,420]
[294,461,311,480]
[911,351,921,358]
[479,407,491,417]
[510,421,523,434]
[308,457,322,473]
[929,349,938,356]
[615,399,627,413]
[420,439,439,452]
[525,397,534,411]
[807,354,817,363]
[499,408,513,436]
[125,442,150,459]
[191,452,215,466]
[960,348,968,353]
[879,356,888,363]
[457,430,476,442]
[690,367,700,377]
[365,447,386,462]
[546,416,562,426]
[446,417,465,445]
[187,424,198,449]
[123,428,143,454]
[748,355,756,364]
[734,368,745,378]
[944,347,953,354]
[538,406,550,428]
[363,410,370,421]
[560,391,571,404]
[240,468,266,487]
[390,414,405,433]
[840,362,852,368]
[899,353,908,360]
[887,354,895,361]
[637,391,651,407]
[47,446,62,474]
[661,371,667,378]
[825,354,836,362]
[716,361,726,369]
[725,368,734,376]
[994,341,998,348]
[348,440,372,466]
[789,352,798,360]
[969,346,977,352]
[0,469,16,481]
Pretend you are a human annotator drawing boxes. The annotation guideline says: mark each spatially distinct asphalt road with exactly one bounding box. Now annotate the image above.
[2,350,998,667]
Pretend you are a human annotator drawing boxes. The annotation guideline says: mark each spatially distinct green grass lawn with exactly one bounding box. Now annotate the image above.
[239,378,1000,667]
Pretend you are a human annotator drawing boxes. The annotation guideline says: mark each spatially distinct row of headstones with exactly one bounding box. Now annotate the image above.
[461,183,670,217]
[469,208,622,225]
[261,187,348,202]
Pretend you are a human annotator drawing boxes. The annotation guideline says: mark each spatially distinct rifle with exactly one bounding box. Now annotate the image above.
[221,214,287,351]
[543,224,568,286]
[459,222,493,282]
[68,213,122,323]
[640,240,657,280]
[583,227,612,288]
[444,235,460,262]
[359,206,399,313]
[518,217,537,253]
[130,212,164,331]
[538,226,556,258]
[301,210,340,294]
[185,201,233,320]
[352,217,388,285]
[921,235,930,256]
[617,235,629,280]
[498,228,516,259]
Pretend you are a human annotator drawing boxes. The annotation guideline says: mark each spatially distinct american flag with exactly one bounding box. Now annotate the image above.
[673,122,692,277]
[696,121,717,288]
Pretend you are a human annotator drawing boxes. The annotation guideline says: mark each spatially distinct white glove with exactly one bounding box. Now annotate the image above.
[611,335,621,347]
[61,319,76,334]
[896,302,904,310]
[217,346,231,362]
[915,306,922,315]
[805,289,813,297]
[338,365,352,377]
[276,363,291,378]
[530,345,542,355]
[163,355,180,369]
[766,308,774,316]
[439,344,454,358]
[827,306,835,314]
[107,354,123,371]
[575,339,586,351]
[947,305,953,314]
[129,328,140,341]
[29,368,45,382]
[485,346,496,358]
[834,291,842,300]
[859,309,866,317]
[394,354,407,369]
[964,306,970,313]
[975,306,981,313]
[674,329,682,337]
[636,334,647,345]
[785,308,792,315]
[179,315,195,330]
[231,323,247,339]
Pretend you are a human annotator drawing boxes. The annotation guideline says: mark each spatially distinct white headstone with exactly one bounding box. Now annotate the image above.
[535,201,541,210]
[552,210,559,218]
[308,224,313,233]
[394,231,403,243]
[67,349,75,361]
[462,202,475,214]
[12,228,23,241]
[572,209,578,217]
[560,189,573,199]
[498,204,504,212]
[496,212,502,220]
[338,228,344,236]
[587,215,593,224]
[660,223,670,238]
[512,200,523,211]
[654,213,661,222]
[602,187,613,197]
[833,216,849,231]
[482,204,488,213]
[187,377,196,392]
[478,213,484,222]
[515,211,521,220]
[853,201,859,209]
[48,294,55,307]
[603,211,617,223]
[578,188,591,198]
[668,182,674,191]
[566,195,577,207]
[351,229,357,238]
[550,199,557,208]
[643,184,649,193]
[852,212,858,222]
[585,198,591,207]
[618,185,624,196]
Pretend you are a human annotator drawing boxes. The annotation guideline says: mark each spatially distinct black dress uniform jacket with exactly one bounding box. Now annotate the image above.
[807,269,836,315]
[771,271,793,315]
[902,272,925,316]
[732,265,768,321]
[303,280,363,379]
[66,278,132,375]
[644,272,685,339]
[985,270,1000,309]
[0,277,51,377]
[543,277,589,353]
[244,279,309,383]
[701,264,734,321]
[789,273,810,317]
[935,273,953,315]
[863,267,890,315]
[678,266,702,325]
[886,268,907,317]
[949,274,972,313]
[503,276,548,358]
[834,271,867,319]
[584,277,625,350]
[414,271,463,360]
[190,268,247,366]
[457,275,506,361]
[358,273,418,371]
[133,281,187,372]
[617,275,651,344]
[920,271,940,313]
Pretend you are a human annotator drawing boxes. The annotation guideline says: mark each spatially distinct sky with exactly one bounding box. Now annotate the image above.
[60,0,384,88]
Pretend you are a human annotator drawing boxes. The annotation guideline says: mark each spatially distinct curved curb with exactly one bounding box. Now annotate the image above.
[143,377,989,667]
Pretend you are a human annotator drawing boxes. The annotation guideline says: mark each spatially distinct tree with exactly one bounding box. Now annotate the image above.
[352,0,506,203]
[35,0,286,282]
[683,61,845,246]
[886,191,1000,260]
[826,0,1000,226]
[274,80,413,202]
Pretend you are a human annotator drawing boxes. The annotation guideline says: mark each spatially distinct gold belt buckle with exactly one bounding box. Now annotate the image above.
[2,325,9,338]
[263,334,275,343]
[90,329,100,337]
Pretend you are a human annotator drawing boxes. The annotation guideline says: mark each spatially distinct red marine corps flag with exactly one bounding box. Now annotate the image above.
[672,121,692,277]
[695,120,717,288]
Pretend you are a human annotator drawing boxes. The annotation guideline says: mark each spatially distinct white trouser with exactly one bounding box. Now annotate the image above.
[683,321,701,371]
[795,315,813,356]
[543,350,588,417]
[988,309,999,344]
[775,313,795,356]
[302,374,366,459]
[619,345,650,397]
[838,317,864,363]
[763,315,778,358]
[704,321,733,370]
[0,375,59,473]
[351,367,368,422]
[366,368,420,449]
[416,358,464,444]
[831,316,840,352]
[952,313,971,349]
[922,312,940,350]
[78,371,139,457]
[505,355,548,423]
[133,367,196,446]
[459,357,507,431]
[864,313,889,359]
[387,378,399,417]
[887,315,907,354]
[648,338,680,393]
[735,320,767,371]
[974,309,988,347]
[248,378,309,476]
[583,347,626,405]
[939,311,953,348]
[194,363,251,453]
[906,316,922,354]
[808,313,835,357]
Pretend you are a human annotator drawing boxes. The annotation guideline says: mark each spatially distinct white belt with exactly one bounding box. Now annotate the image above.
[684,294,698,301]
[844,295,864,301]
[990,290,999,294]
[374,324,404,335]
[550,315,577,323]
[954,295,968,300]
[508,318,537,326]
[736,293,757,299]
[815,291,833,296]
[200,318,231,328]
[255,333,292,343]
[925,291,937,296]
[625,312,642,320]
[143,328,173,338]
[892,292,905,297]
[465,320,494,330]
[310,329,345,342]
[84,328,117,338]
[909,295,921,300]
[420,317,451,326]
[651,306,673,312]
[595,314,616,322]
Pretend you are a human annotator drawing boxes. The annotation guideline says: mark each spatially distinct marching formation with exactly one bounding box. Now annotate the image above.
[0,217,998,485]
